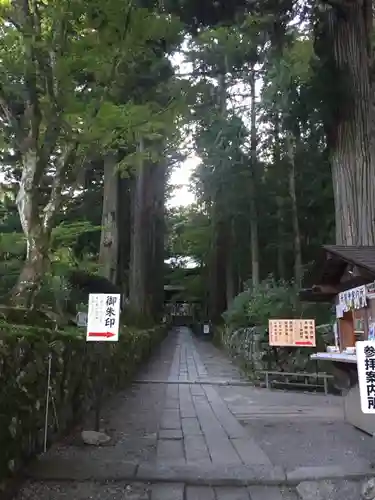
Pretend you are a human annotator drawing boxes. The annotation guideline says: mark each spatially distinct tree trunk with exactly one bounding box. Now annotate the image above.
[147,155,166,320]
[322,1,375,245]
[129,139,148,317]
[11,141,76,308]
[208,69,229,321]
[225,220,235,306]
[12,152,52,307]
[99,153,119,283]
[129,140,166,322]
[116,174,132,295]
[208,208,227,322]
[273,113,285,280]
[286,132,302,287]
[12,232,50,308]
[249,67,259,287]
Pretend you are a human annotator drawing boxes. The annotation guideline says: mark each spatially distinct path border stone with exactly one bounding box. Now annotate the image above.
[286,465,375,483]
[137,463,285,486]
[25,457,375,486]
[134,380,253,386]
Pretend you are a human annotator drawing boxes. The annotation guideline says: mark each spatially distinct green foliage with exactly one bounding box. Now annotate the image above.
[164,205,211,303]
[223,278,332,329]
[51,221,100,249]
[0,0,184,237]
[166,204,210,266]
[0,0,189,311]
[0,0,339,320]
[0,322,167,483]
[0,308,56,329]
[163,0,253,30]
[182,15,335,318]
[0,232,24,258]
[221,279,333,377]
[0,213,100,304]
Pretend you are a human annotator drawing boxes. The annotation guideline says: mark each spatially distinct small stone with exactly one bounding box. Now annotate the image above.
[81,430,110,446]
[296,480,334,500]
[362,478,375,499]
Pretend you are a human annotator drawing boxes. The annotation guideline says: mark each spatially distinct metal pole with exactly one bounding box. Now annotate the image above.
[43,353,52,453]
[94,343,106,431]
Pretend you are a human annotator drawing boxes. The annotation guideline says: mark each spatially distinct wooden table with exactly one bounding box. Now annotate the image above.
[311,352,375,436]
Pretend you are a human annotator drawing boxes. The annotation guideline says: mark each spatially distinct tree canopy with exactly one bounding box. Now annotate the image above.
[0,0,372,324]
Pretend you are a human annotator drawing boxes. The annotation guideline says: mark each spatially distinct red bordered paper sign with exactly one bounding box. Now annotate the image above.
[269,319,316,347]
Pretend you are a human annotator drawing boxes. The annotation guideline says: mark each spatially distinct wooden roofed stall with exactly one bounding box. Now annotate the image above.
[300,245,375,435]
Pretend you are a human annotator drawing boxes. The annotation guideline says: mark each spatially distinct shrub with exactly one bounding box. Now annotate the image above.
[222,278,333,374]
[223,277,331,329]
[0,322,167,485]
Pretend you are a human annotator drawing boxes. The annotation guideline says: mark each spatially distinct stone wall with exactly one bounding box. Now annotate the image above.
[218,325,327,374]
[0,323,166,484]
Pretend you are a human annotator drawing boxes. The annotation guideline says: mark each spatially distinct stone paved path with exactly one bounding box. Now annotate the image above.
[16,328,375,499]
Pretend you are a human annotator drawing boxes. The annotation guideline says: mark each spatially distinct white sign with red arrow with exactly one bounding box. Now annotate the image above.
[86,293,120,342]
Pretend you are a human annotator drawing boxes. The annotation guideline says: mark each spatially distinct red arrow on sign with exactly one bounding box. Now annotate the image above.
[88,332,115,338]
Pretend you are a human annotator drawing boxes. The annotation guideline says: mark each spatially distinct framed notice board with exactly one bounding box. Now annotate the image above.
[269,319,316,347]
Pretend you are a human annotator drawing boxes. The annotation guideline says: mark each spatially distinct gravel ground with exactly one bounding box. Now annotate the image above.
[240,418,375,470]
[296,479,363,500]
[16,481,151,500]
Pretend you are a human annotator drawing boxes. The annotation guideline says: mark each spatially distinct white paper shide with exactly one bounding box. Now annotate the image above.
[338,285,367,314]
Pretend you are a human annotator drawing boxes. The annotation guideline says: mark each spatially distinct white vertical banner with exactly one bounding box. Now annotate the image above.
[356,341,375,413]
[86,293,120,342]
